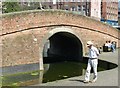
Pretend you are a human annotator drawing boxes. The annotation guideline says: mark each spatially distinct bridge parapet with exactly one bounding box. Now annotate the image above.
[2,10,119,38]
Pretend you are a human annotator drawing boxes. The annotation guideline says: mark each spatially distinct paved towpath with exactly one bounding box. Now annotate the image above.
[33,49,119,86]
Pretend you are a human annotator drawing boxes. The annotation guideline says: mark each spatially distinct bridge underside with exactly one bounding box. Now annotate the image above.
[43,32,83,63]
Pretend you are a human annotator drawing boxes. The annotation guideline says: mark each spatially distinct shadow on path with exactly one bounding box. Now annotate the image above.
[69,79,84,83]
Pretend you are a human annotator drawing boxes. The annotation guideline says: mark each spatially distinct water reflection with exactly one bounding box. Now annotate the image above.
[1,57,118,86]
[43,61,86,83]
[43,64,50,74]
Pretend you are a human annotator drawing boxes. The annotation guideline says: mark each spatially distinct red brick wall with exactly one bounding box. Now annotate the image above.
[2,10,119,37]
[1,10,120,67]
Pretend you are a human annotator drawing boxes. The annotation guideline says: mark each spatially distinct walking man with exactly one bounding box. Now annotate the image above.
[84,41,99,83]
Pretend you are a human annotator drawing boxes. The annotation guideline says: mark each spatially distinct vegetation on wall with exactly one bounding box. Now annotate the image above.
[2,2,42,13]
[2,2,22,13]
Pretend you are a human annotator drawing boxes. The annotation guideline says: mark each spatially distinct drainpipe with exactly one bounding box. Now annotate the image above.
[39,2,43,10]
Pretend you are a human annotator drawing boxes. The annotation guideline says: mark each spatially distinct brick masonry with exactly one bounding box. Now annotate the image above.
[1,10,120,68]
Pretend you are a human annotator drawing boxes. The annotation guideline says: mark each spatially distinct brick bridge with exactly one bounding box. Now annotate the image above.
[1,10,120,72]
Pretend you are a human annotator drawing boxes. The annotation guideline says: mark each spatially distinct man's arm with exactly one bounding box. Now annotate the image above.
[95,47,99,56]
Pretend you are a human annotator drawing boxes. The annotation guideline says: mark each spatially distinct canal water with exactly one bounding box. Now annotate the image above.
[1,57,117,87]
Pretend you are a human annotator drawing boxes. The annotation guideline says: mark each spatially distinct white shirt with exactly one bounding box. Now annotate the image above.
[108,43,112,48]
[88,46,99,58]
[105,43,109,47]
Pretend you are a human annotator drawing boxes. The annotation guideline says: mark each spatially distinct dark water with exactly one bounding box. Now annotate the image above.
[1,57,118,87]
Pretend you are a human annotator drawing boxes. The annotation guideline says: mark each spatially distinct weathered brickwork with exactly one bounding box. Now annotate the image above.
[1,10,120,67]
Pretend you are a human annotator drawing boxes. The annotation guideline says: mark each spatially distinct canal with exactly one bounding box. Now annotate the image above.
[1,57,117,87]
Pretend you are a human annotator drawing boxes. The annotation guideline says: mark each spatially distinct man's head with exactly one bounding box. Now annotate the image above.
[87,41,93,48]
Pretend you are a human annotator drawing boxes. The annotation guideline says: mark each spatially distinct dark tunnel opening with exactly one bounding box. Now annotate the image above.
[43,32,83,63]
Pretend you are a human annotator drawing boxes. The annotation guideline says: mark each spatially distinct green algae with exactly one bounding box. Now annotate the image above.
[31,72,39,76]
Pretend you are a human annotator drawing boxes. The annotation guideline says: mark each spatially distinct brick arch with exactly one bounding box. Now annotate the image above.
[39,27,85,70]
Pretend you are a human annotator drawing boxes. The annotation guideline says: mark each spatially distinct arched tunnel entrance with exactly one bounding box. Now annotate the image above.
[43,32,83,63]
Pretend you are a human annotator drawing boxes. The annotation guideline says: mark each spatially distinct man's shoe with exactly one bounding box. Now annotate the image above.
[83,80,89,83]
[91,79,97,83]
